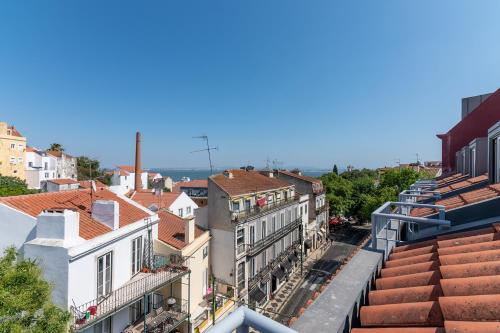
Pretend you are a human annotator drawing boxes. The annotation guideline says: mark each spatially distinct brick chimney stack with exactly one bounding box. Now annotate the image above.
[135,132,143,190]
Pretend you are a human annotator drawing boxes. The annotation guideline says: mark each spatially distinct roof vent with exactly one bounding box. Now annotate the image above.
[223,170,234,179]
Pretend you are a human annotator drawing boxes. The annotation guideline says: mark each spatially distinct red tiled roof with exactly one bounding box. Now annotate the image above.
[47,178,79,185]
[436,173,470,187]
[277,170,322,184]
[26,146,38,153]
[130,190,182,210]
[157,211,205,250]
[78,180,107,189]
[352,223,500,333]
[173,179,208,192]
[411,183,500,217]
[210,169,292,197]
[46,150,73,158]
[0,189,151,240]
[117,165,141,175]
[8,126,23,137]
[437,174,489,194]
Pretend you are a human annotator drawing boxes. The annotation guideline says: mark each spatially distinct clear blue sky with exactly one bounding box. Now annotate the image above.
[2,1,500,170]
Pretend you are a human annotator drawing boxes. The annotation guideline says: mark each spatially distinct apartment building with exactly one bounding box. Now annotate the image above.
[46,149,77,179]
[174,179,209,207]
[153,211,211,333]
[207,169,308,308]
[130,190,198,218]
[275,170,328,254]
[0,122,26,179]
[25,147,58,189]
[0,188,191,333]
[110,165,149,194]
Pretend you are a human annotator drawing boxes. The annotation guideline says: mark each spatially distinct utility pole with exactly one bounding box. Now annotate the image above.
[192,135,218,175]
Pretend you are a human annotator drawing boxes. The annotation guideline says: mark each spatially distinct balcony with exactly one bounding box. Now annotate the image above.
[315,204,328,215]
[123,297,189,333]
[230,195,300,223]
[247,241,301,291]
[246,217,302,256]
[70,256,190,332]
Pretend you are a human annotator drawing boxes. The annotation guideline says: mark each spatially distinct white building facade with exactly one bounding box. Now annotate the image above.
[208,170,308,308]
[25,148,58,189]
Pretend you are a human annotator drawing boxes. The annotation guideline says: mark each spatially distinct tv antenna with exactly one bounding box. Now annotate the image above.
[191,135,218,175]
[272,159,283,170]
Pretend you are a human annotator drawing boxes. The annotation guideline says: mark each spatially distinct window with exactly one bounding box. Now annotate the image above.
[10,143,15,149]
[44,162,48,170]
[131,236,142,275]
[178,208,183,217]
[203,246,209,259]
[305,204,308,214]
[244,199,251,211]
[272,244,276,259]
[300,206,303,217]
[237,228,245,254]
[280,238,284,253]
[232,201,240,211]
[186,206,192,215]
[250,258,256,277]
[9,157,16,164]
[18,144,23,151]
[237,262,245,290]
[94,317,111,333]
[28,162,33,168]
[262,250,267,268]
[17,157,22,163]
[44,173,49,178]
[272,216,276,233]
[97,252,112,298]
[280,213,284,228]
[124,176,127,180]
[261,220,266,239]
[203,268,209,295]
[249,225,255,244]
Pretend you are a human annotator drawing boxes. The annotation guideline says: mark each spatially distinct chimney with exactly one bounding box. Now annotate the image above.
[92,200,120,230]
[135,131,143,190]
[223,170,233,179]
[36,209,80,242]
[185,217,195,244]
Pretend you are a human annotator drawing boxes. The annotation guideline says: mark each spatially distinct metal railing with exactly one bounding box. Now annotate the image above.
[398,189,440,203]
[371,201,450,257]
[70,256,190,331]
[247,241,300,291]
[409,179,438,191]
[246,217,302,256]
[127,297,189,333]
[230,195,300,222]
[315,204,328,215]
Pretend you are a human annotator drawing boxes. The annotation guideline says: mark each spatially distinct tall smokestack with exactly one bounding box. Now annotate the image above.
[135,132,143,190]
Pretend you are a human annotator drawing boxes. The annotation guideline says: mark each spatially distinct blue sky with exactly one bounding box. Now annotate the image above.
[1,1,500,169]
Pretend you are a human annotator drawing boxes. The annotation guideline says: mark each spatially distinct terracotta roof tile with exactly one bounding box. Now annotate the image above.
[130,190,182,210]
[8,126,23,137]
[78,180,107,189]
[276,170,322,184]
[0,189,151,240]
[355,223,500,332]
[210,169,293,197]
[173,179,208,192]
[411,184,500,217]
[47,178,79,185]
[157,211,205,250]
[117,165,141,174]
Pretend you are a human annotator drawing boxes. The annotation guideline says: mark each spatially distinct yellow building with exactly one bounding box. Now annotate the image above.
[0,122,27,180]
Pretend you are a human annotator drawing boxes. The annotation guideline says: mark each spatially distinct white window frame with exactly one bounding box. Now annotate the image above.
[131,236,142,275]
[97,252,112,298]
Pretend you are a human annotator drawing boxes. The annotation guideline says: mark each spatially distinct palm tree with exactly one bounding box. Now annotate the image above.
[49,143,64,151]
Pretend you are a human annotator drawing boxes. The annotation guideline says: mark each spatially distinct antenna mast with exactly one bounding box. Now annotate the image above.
[191,135,218,175]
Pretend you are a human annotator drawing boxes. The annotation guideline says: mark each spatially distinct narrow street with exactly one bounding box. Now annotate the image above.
[272,224,371,325]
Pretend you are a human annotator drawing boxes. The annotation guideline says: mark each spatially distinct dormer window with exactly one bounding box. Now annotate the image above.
[488,121,500,183]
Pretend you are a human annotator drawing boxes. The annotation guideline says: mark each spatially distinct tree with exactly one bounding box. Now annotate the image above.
[320,173,355,216]
[76,156,101,180]
[379,168,420,195]
[332,164,338,175]
[0,176,38,197]
[0,247,70,332]
[49,143,64,151]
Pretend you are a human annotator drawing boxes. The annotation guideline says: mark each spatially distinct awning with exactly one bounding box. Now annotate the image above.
[304,239,312,249]
[281,259,292,271]
[289,254,299,262]
[249,287,266,303]
[272,267,286,280]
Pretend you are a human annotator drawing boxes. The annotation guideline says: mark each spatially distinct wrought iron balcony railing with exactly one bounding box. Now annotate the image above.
[124,297,189,333]
[247,241,301,290]
[246,217,302,256]
[230,195,300,223]
[70,256,189,332]
[315,204,328,215]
